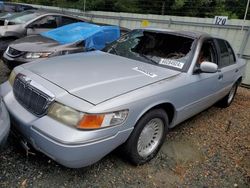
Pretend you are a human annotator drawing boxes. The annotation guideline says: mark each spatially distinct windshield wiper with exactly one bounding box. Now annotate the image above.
[139,54,159,65]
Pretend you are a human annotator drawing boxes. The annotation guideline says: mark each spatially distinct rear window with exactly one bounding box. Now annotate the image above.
[103,30,195,71]
[60,16,79,26]
[226,41,236,65]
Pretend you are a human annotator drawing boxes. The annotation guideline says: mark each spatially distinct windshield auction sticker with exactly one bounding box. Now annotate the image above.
[133,67,157,78]
[159,59,184,69]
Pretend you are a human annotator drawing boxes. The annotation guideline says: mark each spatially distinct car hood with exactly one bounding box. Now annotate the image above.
[9,35,64,52]
[23,51,181,105]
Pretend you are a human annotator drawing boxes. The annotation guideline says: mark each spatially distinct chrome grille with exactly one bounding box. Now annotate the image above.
[6,47,24,57]
[13,75,54,116]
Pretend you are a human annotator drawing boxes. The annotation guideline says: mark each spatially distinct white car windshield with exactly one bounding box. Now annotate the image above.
[7,10,40,24]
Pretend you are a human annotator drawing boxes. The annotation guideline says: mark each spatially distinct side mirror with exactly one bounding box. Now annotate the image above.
[200,61,218,73]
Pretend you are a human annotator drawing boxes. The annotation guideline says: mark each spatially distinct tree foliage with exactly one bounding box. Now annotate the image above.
[11,0,249,19]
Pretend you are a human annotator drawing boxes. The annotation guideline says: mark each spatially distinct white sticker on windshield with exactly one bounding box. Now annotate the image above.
[133,67,157,78]
[159,59,184,69]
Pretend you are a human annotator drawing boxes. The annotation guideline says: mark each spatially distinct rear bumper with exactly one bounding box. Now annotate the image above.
[0,98,10,150]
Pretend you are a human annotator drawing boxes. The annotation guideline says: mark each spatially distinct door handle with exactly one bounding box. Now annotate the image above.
[235,69,239,73]
[218,74,223,79]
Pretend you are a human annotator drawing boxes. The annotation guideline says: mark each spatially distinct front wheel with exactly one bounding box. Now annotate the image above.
[218,82,238,108]
[122,109,168,165]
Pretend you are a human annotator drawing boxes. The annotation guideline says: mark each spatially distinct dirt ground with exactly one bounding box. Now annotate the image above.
[0,61,249,188]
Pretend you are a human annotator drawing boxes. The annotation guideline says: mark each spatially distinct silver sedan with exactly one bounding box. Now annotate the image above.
[0,28,246,168]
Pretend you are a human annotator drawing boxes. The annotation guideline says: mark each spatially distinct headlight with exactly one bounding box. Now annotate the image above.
[25,52,53,59]
[8,70,17,86]
[48,102,128,130]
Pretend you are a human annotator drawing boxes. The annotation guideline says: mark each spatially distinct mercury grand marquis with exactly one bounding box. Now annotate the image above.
[0,28,246,168]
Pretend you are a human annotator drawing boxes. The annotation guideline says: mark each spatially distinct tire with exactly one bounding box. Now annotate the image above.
[122,109,169,165]
[217,82,239,108]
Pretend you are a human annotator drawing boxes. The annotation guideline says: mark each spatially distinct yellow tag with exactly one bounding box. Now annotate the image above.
[141,20,150,27]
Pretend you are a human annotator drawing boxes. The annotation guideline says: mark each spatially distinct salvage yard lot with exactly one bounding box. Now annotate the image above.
[0,61,249,187]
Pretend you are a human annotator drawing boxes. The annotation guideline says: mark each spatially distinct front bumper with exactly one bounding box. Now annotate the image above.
[1,82,132,168]
[0,97,10,150]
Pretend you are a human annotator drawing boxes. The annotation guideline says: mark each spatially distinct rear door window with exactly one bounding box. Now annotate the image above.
[225,41,236,65]
[216,39,230,68]
[60,16,80,26]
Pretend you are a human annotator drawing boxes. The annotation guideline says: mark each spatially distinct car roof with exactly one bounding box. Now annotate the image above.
[13,9,87,21]
[140,27,211,39]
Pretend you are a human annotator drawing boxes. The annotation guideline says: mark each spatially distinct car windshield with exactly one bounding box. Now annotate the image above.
[103,29,195,71]
[7,10,39,24]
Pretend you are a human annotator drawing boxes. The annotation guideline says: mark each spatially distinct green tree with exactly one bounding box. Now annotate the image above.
[10,0,250,19]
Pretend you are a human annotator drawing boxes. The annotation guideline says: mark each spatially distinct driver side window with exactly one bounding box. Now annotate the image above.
[31,16,59,29]
[196,40,217,67]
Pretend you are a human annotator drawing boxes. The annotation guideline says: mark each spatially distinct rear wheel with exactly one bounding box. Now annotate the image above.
[122,109,168,165]
[218,82,238,107]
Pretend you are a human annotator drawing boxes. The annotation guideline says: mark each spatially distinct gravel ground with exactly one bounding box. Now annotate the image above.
[0,61,249,188]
